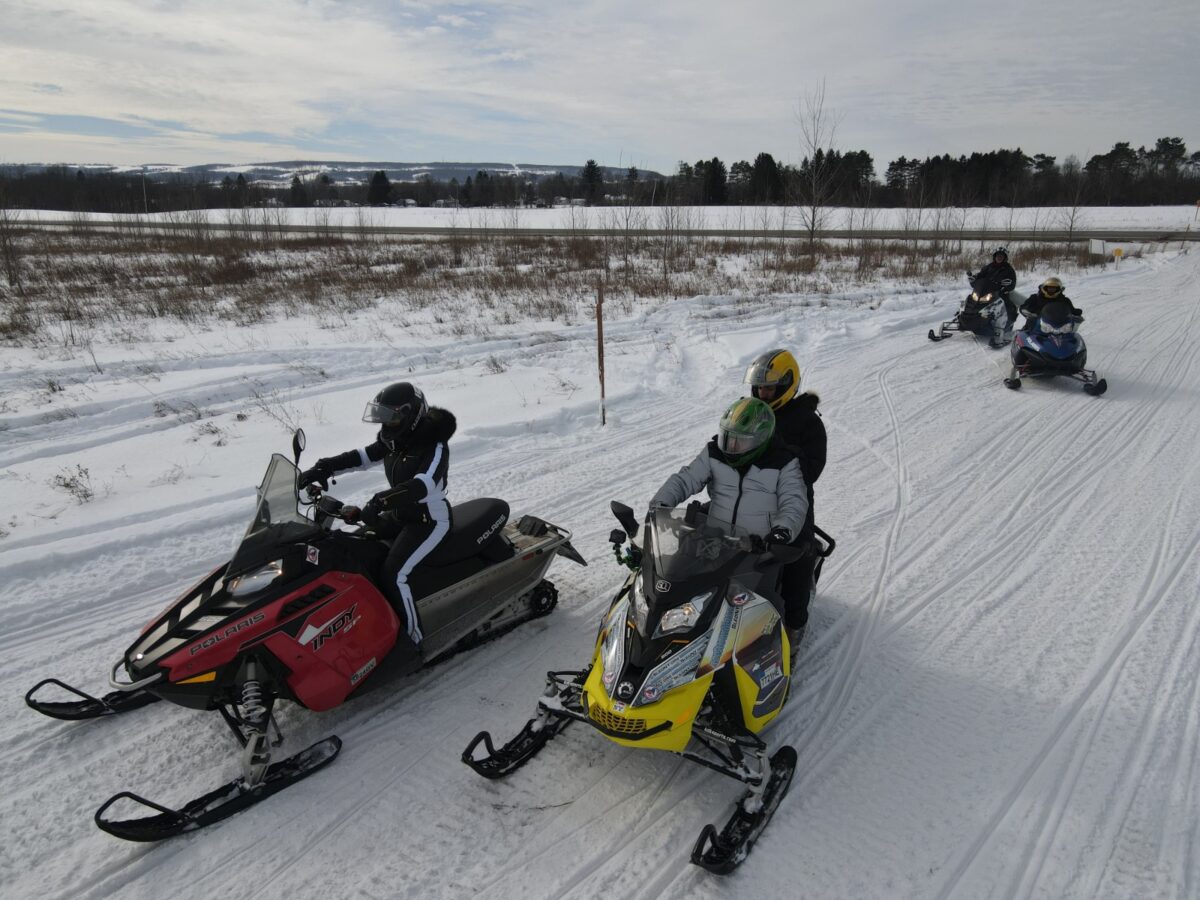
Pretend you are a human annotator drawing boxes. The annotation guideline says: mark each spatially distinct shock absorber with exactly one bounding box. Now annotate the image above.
[238,660,273,786]
[241,661,267,727]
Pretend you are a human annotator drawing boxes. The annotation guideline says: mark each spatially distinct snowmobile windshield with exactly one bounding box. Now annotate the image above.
[972,276,1006,297]
[1038,319,1077,335]
[650,507,744,582]
[228,454,320,575]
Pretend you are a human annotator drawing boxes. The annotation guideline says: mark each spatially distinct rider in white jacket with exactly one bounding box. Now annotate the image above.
[650,397,809,543]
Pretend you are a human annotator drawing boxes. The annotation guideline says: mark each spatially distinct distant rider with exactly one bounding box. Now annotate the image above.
[744,349,826,646]
[969,246,1018,346]
[299,382,457,654]
[649,397,809,653]
[1019,277,1083,333]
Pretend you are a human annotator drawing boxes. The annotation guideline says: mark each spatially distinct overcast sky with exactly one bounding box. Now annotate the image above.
[1,0,1196,173]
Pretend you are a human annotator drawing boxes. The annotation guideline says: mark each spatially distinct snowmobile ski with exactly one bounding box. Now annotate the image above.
[690,746,798,875]
[25,678,161,720]
[461,715,573,779]
[461,670,582,778]
[94,736,342,842]
[1004,376,1021,390]
[1083,378,1108,396]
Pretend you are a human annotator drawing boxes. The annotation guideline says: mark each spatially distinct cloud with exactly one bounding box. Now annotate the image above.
[0,0,1195,170]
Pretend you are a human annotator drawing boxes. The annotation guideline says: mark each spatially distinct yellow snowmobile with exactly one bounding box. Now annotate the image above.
[462,501,834,874]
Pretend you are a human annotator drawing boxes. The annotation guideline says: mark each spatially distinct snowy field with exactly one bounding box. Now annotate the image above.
[2,246,1199,898]
[14,204,1200,234]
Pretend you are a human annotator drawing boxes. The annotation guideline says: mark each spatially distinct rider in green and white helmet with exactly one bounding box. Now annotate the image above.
[650,396,809,544]
[717,397,777,467]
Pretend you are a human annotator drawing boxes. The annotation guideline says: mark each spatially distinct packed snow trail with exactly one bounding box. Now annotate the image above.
[2,252,1199,898]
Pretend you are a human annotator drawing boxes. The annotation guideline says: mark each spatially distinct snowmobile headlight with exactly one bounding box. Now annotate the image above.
[970,292,979,301]
[223,560,283,597]
[600,597,629,694]
[634,635,709,707]
[629,578,649,634]
[653,591,716,638]
[1040,320,1075,335]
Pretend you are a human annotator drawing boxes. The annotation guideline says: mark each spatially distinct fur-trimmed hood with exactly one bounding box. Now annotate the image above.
[416,406,457,444]
[791,390,820,411]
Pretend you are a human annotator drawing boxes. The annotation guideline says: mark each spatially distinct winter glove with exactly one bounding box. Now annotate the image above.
[767,527,791,546]
[299,459,333,488]
[340,505,361,523]
[359,497,382,526]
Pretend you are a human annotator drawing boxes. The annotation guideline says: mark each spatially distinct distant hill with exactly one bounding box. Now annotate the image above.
[0,161,663,185]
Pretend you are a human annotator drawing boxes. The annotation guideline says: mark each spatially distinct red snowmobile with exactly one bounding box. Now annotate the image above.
[26,430,585,841]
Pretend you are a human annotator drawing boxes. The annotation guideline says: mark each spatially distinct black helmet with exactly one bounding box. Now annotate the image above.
[363,382,427,450]
[992,246,1009,262]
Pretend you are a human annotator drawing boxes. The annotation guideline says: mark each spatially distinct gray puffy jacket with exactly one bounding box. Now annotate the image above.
[650,438,809,538]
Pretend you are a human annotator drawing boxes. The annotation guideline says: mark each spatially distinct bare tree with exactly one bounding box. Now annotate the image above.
[792,80,844,250]
[0,182,24,296]
[0,181,34,336]
[1057,155,1089,253]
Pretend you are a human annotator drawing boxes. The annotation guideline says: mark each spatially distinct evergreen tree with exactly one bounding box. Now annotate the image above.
[289,175,309,207]
[703,156,728,204]
[367,170,392,205]
[581,159,604,203]
[750,152,783,203]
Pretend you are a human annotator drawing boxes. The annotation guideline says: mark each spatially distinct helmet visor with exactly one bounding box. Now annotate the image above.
[363,400,418,426]
[718,427,766,457]
[1041,284,1061,297]
[743,360,790,388]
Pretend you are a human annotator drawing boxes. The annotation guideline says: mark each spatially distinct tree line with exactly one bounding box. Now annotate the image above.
[2,137,1197,213]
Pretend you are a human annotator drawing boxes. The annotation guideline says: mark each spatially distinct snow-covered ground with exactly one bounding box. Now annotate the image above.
[2,247,1199,898]
[14,204,1200,234]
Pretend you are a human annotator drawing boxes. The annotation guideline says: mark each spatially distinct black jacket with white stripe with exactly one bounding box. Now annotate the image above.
[317,408,457,530]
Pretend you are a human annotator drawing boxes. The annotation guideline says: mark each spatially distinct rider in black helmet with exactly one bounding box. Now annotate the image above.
[300,382,457,653]
[969,247,1018,345]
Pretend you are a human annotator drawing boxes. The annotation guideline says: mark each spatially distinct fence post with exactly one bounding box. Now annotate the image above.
[596,280,606,426]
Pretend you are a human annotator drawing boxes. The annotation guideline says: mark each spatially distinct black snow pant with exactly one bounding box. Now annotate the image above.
[780,547,818,631]
[380,516,447,647]
[779,498,818,631]
[1001,294,1017,329]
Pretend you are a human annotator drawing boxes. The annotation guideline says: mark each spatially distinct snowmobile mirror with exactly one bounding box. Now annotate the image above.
[292,429,306,465]
[609,529,626,545]
[610,501,639,538]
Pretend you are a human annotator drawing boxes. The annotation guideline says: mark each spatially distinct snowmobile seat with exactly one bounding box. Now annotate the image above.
[423,498,514,566]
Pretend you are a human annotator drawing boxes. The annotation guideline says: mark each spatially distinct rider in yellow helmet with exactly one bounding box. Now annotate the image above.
[743,349,826,646]
[1018,277,1082,333]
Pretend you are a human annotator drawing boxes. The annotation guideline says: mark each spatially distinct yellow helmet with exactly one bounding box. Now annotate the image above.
[1039,277,1064,298]
[743,349,800,411]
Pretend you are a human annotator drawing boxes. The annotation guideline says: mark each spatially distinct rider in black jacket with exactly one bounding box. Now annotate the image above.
[1019,277,1082,332]
[300,382,456,652]
[744,349,827,647]
[970,246,1018,340]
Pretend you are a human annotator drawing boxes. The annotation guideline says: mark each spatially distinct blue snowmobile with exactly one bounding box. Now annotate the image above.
[1003,305,1107,395]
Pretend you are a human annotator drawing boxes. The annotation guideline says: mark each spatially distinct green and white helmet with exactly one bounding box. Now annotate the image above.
[717,397,775,467]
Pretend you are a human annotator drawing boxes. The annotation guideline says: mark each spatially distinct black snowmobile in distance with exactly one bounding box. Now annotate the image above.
[25,429,585,841]
[462,501,836,875]
[928,273,1010,345]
